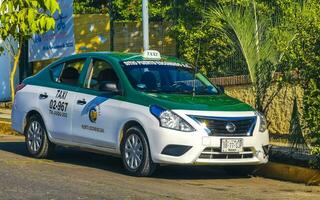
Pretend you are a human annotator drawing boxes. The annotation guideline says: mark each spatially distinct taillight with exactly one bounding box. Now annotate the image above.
[15,83,26,94]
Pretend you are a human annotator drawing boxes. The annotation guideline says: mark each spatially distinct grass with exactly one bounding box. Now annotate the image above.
[269,133,290,146]
[0,122,18,135]
[0,102,12,109]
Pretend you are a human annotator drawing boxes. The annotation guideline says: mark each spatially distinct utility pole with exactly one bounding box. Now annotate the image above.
[108,0,115,51]
[142,0,149,51]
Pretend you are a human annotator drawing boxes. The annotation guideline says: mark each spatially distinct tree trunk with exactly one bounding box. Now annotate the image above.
[10,41,22,102]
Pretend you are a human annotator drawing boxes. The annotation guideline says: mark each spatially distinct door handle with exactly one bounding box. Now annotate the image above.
[77,99,86,105]
[39,93,48,99]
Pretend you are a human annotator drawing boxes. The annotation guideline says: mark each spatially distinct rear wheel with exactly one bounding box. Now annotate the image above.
[25,114,55,158]
[121,126,156,176]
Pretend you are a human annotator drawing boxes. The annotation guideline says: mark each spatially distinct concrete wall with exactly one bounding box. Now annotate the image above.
[113,21,176,55]
[225,85,303,135]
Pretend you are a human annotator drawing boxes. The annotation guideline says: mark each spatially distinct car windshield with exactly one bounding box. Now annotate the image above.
[121,61,219,95]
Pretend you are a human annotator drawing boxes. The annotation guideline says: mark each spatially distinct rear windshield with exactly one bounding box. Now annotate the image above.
[121,61,218,95]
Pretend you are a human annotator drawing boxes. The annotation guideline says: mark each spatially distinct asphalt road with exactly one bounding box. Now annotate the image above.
[0,134,319,200]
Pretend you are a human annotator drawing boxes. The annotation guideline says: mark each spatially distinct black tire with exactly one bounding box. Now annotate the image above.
[121,126,156,176]
[24,114,55,158]
[224,165,258,176]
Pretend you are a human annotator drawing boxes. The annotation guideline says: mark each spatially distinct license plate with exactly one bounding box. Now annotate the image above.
[221,138,243,153]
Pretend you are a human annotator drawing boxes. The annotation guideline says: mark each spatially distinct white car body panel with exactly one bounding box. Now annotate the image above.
[71,92,123,149]
[12,85,40,133]
[37,86,76,141]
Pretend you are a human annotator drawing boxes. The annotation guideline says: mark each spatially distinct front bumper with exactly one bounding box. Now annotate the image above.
[147,127,269,166]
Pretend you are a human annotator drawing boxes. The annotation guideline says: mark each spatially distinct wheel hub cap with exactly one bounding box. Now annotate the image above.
[27,121,43,153]
[124,134,143,170]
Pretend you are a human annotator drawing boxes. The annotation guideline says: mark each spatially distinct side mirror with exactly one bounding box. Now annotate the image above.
[217,85,225,94]
[100,81,121,94]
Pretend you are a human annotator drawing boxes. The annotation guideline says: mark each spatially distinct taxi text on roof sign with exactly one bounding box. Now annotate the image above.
[143,50,161,60]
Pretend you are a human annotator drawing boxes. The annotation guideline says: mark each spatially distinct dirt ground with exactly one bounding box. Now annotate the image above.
[0,134,319,200]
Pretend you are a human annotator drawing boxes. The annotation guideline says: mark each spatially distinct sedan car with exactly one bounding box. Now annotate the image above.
[12,50,269,176]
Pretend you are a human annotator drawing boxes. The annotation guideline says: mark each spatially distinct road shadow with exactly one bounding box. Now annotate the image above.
[0,141,251,180]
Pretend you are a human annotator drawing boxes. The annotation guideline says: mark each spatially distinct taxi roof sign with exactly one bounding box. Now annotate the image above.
[143,50,161,60]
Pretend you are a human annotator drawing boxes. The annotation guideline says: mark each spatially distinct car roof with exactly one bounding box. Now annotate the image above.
[68,51,186,63]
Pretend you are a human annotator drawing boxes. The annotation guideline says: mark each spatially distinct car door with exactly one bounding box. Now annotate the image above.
[37,58,88,141]
[71,57,123,149]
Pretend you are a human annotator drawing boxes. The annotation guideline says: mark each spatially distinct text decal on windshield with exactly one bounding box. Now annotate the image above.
[122,61,191,68]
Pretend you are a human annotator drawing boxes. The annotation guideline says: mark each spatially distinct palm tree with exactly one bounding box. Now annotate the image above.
[205,1,294,114]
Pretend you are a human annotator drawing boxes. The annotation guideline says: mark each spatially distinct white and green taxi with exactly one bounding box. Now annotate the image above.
[12,50,269,176]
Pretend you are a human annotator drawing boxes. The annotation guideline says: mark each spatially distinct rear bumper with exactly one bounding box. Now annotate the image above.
[11,101,26,134]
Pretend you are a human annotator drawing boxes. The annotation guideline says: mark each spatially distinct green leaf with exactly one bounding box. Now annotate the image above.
[43,0,61,14]
[45,17,56,30]
[39,17,46,29]
[0,0,60,42]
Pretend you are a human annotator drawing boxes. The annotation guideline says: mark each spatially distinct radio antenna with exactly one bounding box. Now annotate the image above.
[193,39,201,97]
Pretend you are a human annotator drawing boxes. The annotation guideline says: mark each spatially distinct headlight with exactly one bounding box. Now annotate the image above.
[256,112,267,132]
[150,105,195,132]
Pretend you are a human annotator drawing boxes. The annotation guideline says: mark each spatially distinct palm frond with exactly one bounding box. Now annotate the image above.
[205,5,276,84]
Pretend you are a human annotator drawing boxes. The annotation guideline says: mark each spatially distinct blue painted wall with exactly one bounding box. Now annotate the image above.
[0,43,19,102]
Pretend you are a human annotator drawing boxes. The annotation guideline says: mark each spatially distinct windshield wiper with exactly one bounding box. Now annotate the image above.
[142,90,162,93]
[165,90,193,94]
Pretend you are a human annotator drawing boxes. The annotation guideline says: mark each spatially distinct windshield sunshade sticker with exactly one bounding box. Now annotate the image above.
[122,61,191,68]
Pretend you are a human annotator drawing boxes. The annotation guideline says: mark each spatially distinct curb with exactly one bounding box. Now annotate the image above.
[255,162,320,186]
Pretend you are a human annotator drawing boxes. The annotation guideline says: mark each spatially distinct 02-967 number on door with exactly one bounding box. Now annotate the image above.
[49,99,68,112]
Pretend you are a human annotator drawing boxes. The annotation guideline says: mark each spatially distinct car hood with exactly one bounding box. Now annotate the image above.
[143,93,255,112]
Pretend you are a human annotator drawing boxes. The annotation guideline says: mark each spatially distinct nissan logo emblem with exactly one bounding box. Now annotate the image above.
[226,122,236,133]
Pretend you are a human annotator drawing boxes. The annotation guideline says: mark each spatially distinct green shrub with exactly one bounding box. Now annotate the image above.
[310,147,320,169]
[279,1,320,168]
[303,79,320,169]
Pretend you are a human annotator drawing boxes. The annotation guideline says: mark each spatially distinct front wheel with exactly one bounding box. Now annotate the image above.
[25,114,55,158]
[121,126,156,176]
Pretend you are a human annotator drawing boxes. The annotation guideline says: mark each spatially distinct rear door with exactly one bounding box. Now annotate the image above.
[71,57,123,149]
[37,58,89,140]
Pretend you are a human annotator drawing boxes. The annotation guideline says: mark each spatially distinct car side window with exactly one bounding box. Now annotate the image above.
[85,59,119,91]
[125,67,161,90]
[50,63,64,82]
[59,59,86,86]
